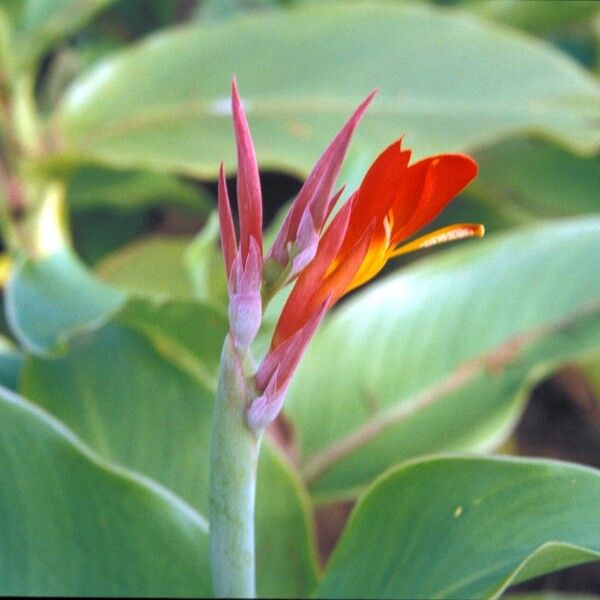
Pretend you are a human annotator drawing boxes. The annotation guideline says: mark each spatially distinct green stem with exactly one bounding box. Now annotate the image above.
[209,335,260,598]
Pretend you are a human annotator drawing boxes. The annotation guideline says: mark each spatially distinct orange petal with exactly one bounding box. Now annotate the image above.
[389,154,478,246]
[390,223,484,257]
[337,139,411,261]
[272,199,353,347]
[324,220,375,304]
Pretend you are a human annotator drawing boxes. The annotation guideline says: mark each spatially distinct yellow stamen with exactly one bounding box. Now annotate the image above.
[390,223,485,258]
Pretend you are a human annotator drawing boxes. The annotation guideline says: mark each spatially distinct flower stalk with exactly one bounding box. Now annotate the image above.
[209,335,260,598]
[209,78,483,597]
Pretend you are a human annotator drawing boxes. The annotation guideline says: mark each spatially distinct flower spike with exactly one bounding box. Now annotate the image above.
[217,80,264,350]
[247,297,330,430]
[267,90,376,281]
[216,80,483,430]
[248,140,481,429]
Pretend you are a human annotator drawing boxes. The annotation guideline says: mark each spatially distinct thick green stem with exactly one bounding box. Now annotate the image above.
[209,335,260,598]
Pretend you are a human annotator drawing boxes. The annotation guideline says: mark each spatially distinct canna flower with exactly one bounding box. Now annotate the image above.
[216,81,483,430]
[218,79,263,350]
[247,141,482,430]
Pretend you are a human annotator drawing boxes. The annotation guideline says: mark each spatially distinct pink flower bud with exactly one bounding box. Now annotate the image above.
[229,290,262,351]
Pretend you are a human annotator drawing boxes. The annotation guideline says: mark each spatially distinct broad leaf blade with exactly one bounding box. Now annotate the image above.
[285,217,600,500]
[20,301,318,597]
[470,138,600,221]
[256,443,319,598]
[0,386,210,596]
[50,3,600,177]
[21,321,217,512]
[0,336,23,391]
[18,0,117,63]
[67,165,210,213]
[6,249,125,354]
[316,455,600,599]
[96,236,198,299]
[465,0,600,34]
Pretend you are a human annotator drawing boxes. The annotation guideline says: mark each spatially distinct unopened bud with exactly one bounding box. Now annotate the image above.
[229,290,262,350]
[246,392,285,431]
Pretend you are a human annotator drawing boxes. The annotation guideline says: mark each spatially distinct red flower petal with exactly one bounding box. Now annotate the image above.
[269,91,376,265]
[217,163,237,281]
[389,153,478,246]
[231,78,263,259]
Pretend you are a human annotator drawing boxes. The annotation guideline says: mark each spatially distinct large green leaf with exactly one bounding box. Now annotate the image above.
[470,138,600,222]
[255,443,319,598]
[507,594,600,600]
[20,300,319,597]
[6,249,125,354]
[96,236,198,299]
[0,336,23,391]
[317,455,600,599]
[71,206,152,265]
[185,212,229,308]
[67,165,210,213]
[95,219,229,308]
[0,386,210,596]
[463,0,600,35]
[49,3,600,177]
[18,0,117,64]
[285,217,600,501]
[21,320,217,512]
[116,296,227,379]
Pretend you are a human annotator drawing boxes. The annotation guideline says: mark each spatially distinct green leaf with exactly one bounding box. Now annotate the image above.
[117,296,228,382]
[71,207,152,265]
[470,138,600,222]
[0,335,23,390]
[21,302,318,597]
[317,455,600,599]
[463,0,600,35]
[49,3,600,177]
[507,594,600,600]
[1,1,25,26]
[0,386,210,596]
[286,217,600,501]
[256,443,319,598]
[6,249,125,354]
[96,235,197,299]
[67,165,211,214]
[18,0,117,64]
[195,0,283,22]
[581,358,600,408]
[21,320,217,513]
[185,212,229,307]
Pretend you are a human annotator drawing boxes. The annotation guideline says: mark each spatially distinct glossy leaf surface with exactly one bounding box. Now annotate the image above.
[51,3,600,177]
[286,217,600,500]
[0,386,211,596]
[21,302,318,597]
[6,249,125,354]
[317,456,600,599]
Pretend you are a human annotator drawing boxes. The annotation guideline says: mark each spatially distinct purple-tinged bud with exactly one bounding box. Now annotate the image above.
[247,298,329,430]
[246,371,284,430]
[228,236,263,350]
[291,209,319,274]
[268,91,375,271]
[229,290,262,350]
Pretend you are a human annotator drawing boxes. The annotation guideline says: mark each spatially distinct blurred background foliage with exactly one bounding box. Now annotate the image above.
[0,0,599,597]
